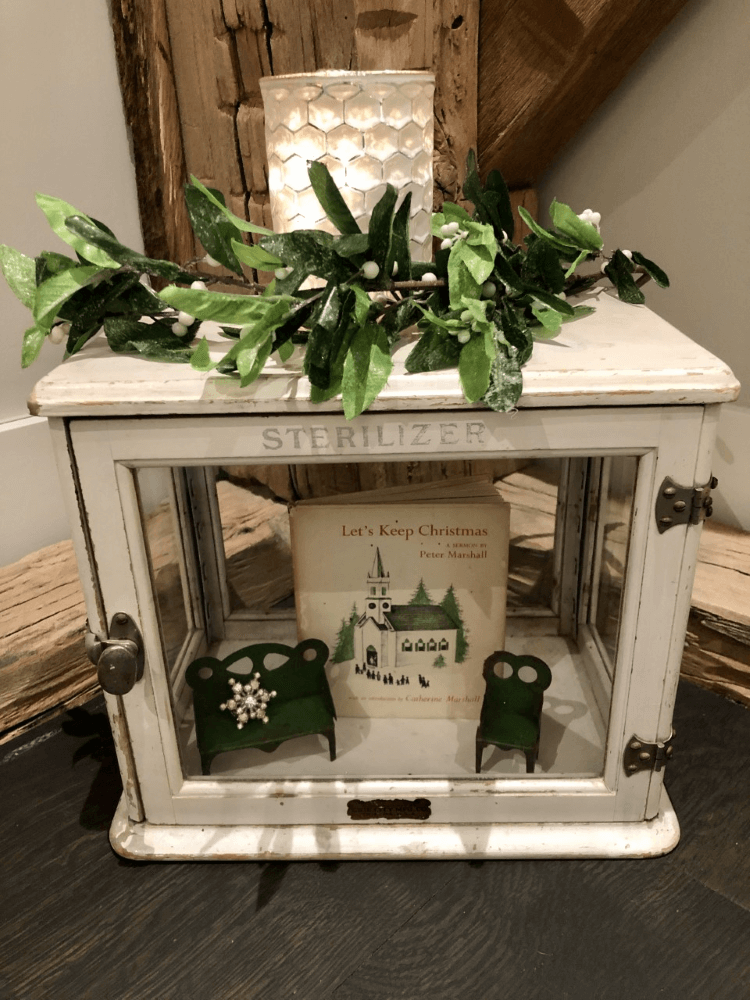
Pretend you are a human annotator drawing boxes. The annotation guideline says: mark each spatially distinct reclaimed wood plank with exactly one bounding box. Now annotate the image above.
[477,0,692,187]
[109,0,194,265]
[0,540,94,735]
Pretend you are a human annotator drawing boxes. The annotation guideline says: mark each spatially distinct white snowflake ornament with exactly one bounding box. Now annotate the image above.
[220,674,277,729]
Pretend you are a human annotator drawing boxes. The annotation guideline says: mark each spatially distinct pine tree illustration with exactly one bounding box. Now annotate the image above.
[408,578,433,606]
[433,653,447,668]
[440,584,469,662]
[332,603,359,662]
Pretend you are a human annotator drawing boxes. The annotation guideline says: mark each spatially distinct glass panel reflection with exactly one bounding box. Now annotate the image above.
[134,467,191,671]
[594,457,638,666]
[172,456,635,781]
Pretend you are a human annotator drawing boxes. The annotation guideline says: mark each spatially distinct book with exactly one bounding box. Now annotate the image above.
[289,479,510,719]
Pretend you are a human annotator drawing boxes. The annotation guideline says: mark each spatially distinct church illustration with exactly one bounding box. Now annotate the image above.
[353,548,458,673]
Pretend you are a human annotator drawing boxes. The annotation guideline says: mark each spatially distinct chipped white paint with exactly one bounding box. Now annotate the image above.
[29,294,740,418]
[109,789,680,861]
[37,298,740,859]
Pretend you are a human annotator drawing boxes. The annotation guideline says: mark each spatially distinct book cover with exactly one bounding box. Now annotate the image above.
[289,491,510,719]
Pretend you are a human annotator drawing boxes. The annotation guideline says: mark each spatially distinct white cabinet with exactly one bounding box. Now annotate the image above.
[35,294,739,859]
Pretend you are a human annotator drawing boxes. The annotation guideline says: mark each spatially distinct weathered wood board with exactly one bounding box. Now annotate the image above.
[111,0,480,269]
[477,0,692,188]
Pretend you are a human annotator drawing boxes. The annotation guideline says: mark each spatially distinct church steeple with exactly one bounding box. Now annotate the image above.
[366,547,391,624]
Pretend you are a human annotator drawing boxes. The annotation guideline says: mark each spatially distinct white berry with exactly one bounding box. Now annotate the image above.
[440,222,459,236]
[440,239,453,251]
[177,311,194,327]
[172,322,188,337]
[460,310,472,322]
[363,261,380,279]
[422,272,438,283]
[481,281,496,298]
[203,255,221,268]
[622,249,633,260]
[391,261,399,276]
[49,323,69,345]
[457,330,471,344]
[190,280,207,291]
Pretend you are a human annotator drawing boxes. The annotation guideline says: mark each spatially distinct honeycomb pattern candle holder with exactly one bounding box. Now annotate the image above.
[260,70,435,261]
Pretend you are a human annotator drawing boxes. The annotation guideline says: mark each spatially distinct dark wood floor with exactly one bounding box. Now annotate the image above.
[2,680,749,1000]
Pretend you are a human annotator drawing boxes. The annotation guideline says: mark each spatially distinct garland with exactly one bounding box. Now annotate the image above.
[0,152,668,418]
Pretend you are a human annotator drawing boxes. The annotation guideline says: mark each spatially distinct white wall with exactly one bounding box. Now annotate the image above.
[0,0,142,565]
[538,0,750,529]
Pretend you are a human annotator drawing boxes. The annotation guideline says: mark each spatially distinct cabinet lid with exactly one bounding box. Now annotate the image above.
[29,292,740,418]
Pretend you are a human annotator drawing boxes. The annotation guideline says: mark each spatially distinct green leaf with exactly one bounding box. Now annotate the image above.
[306,283,347,389]
[463,150,515,241]
[33,265,103,331]
[184,185,243,274]
[458,334,492,402]
[103,316,193,362]
[380,298,420,345]
[549,200,603,252]
[51,271,146,354]
[492,251,525,294]
[65,216,194,282]
[332,233,370,259]
[277,340,295,363]
[517,206,578,254]
[388,193,412,282]
[564,249,589,279]
[604,250,645,304]
[483,345,523,412]
[404,326,461,373]
[448,254,481,307]
[219,298,293,375]
[630,251,669,288]
[351,284,373,328]
[190,336,214,371]
[308,161,362,236]
[35,250,78,286]
[521,238,565,293]
[0,245,37,308]
[498,304,534,366]
[368,184,399,276]
[158,285,292,326]
[21,326,47,368]
[260,230,350,282]
[342,323,393,419]
[236,326,274,387]
[485,168,516,240]
[188,176,272,235]
[525,287,574,316]
[531,303,563,338]
[35,194,121,268]
[442,202,474,227]
[231,238,283,270]
[564,304,596,323]
[453,240,495,287]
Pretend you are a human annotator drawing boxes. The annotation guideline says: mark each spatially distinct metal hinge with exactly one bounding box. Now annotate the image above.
[85,612,144,696]
[656,475,718,533]
[623,731,675,776]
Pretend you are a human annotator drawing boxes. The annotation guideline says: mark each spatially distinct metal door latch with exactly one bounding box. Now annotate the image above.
[623,731,675,776]
[656,475,717,532]
[85,612,144,696]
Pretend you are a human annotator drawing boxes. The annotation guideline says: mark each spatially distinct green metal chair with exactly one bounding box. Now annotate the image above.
[475,650,552,774]
[185,638,336,775]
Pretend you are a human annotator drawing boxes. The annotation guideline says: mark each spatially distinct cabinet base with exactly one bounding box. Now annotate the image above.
[110,790,680,860]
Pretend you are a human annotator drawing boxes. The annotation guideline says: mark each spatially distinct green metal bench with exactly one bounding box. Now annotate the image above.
[186,639,336,775]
